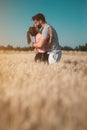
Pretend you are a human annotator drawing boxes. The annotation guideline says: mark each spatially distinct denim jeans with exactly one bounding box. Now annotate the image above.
[48,50,62,64]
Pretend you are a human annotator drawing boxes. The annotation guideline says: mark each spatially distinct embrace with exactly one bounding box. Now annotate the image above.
[27,13,62,64]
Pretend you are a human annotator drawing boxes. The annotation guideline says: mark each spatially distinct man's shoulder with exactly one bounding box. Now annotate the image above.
[44,23,51,29]
[42,24,52,33]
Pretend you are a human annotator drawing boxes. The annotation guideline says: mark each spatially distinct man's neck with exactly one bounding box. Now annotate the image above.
[41,22,47,28]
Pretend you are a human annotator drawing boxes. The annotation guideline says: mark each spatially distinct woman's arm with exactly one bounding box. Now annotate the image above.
[32,37,48,48]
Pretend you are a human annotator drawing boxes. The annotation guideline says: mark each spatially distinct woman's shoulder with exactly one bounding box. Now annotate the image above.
[36,33,41,38]
[36,33,41,42]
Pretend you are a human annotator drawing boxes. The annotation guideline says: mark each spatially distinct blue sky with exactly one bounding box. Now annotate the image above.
[0,0,87,48]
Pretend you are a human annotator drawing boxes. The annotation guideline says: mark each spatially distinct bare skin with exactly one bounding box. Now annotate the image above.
[32,20,53,48]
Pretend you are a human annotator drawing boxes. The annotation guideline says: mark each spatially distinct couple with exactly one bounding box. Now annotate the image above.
[27,13,62,64]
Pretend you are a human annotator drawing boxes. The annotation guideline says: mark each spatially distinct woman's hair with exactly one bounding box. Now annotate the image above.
[27,26,38,44]
[29,26,38,36]
[32,13,46,22]
[27,31,31,44]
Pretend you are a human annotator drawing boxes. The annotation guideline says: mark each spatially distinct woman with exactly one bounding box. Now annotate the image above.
[27,26,52,63]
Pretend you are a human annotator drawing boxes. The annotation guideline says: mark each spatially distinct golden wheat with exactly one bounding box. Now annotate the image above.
[0,51,87,130]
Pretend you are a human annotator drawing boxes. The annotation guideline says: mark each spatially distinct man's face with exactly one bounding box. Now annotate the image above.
[34,20,42,29]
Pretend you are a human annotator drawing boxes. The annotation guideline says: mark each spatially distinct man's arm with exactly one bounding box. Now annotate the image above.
[32,37,48,48]
[48,28,53,45]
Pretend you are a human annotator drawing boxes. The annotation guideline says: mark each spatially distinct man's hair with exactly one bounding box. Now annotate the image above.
[32,13,46,22]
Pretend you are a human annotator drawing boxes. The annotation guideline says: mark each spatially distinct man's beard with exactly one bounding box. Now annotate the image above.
[37,24,42,29]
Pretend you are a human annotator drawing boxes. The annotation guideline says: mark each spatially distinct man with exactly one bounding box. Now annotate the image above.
[32,13,62,64]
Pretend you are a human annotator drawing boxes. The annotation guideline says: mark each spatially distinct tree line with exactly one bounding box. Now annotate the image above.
[0,45,34,51]
[61,43,87,51]
[0,43,87,51]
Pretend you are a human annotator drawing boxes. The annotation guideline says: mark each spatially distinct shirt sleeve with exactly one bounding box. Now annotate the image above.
[42,27,49,39]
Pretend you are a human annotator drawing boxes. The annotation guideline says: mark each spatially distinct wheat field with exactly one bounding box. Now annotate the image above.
[0,50,87,130]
